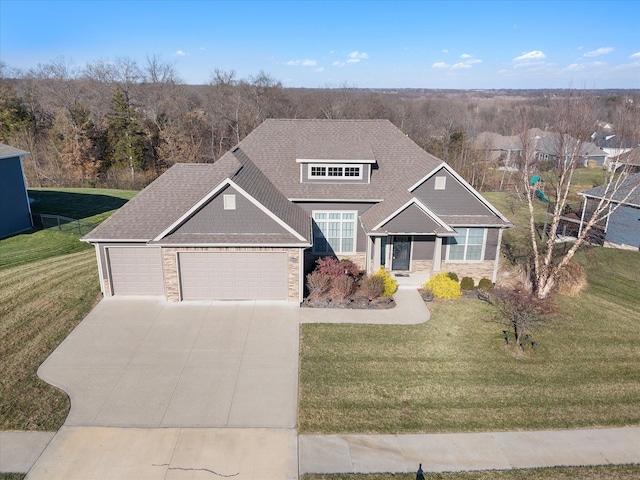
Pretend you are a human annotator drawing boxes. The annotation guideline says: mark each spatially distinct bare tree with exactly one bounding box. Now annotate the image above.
[517,91,640,299]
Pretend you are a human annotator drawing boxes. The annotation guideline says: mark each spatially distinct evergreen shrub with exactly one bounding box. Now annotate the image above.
[423,273,462,299]
[373,267,398,297]
[460,277,475,290]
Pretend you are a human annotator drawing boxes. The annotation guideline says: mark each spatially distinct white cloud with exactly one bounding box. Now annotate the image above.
[329,50,335,54]
[175,50,189,56]
[514,50,546,61]
[432,62,449,69]
[442,49,449,53]
[630,52,640,59]
[614,60,640,70]
[466,58,482,65]
[314,67,325,72]
[285,59,318,67]
[583,47,613,57]
[348,51,369,60]
[451,62,471,70]
[460,53,473,59]
[332,60,344,67]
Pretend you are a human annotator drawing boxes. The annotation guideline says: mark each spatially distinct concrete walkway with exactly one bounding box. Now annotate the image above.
[299,427,640,475]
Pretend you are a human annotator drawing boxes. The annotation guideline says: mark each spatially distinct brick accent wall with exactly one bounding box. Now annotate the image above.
[441,261,495,282]
[162,246,302,302]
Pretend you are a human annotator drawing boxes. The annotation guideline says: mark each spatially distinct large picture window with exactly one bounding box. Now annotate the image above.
[447,228,485,261]
[312,211,357,253]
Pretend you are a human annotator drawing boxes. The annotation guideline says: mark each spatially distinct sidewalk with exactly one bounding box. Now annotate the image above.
[299,427,640,475]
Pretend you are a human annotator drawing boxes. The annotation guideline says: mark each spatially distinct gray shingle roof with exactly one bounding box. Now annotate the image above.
[236,119,443,200]
[581,173,640,207]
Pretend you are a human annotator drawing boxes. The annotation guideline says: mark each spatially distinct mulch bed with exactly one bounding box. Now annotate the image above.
[301,295,396,309]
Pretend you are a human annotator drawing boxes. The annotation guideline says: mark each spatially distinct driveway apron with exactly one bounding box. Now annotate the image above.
[27,297,300,479]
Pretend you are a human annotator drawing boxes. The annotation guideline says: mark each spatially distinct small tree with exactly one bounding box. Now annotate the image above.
[489,287,553,347]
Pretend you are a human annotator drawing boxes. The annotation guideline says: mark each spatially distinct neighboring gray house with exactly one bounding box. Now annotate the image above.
[611,147,640,174]
[83,119,511,302]
[579,173,640,250]
[534,133,607,167]
[0,144,32,238]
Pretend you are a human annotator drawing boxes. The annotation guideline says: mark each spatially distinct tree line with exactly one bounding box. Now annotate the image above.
[1,56,638,190]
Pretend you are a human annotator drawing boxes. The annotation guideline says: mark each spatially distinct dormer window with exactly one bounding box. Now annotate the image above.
[308,164,362,180]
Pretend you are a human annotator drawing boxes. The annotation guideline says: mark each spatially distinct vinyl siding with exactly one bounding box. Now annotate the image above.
[174,185,290,235]
[380,203,441,234]
[412,235,435,260]
[0,156,32,238]
[606,205,640,248]
[413,169,495,216]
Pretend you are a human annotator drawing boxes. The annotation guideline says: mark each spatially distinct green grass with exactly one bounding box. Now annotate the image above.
[302,464,640,480]
[0,188,136,430]
[299,246,640,434]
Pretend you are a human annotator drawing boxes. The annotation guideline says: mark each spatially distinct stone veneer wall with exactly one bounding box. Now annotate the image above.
[441,261,495,282]
[162,246,301,302]
[409,260,433,274]
[103,278,112,297]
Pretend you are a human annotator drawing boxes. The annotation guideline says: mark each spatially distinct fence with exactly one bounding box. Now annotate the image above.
[31,213,96,237]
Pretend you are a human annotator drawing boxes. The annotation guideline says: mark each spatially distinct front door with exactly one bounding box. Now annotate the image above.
[391,236,411,270]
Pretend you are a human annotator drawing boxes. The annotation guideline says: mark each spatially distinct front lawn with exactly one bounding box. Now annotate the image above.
[0,188,136,430]
[299,246,640,434]
[301,464,640,480]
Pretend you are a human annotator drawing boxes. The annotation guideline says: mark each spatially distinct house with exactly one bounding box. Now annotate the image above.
[534,133,607,167]
[82,119,511,302]
[0,144,32,238]
[610,147,640,174]
[591,132,639,165]
[579,173,640,250]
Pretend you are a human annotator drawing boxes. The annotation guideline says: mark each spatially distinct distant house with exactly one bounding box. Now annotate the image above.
[0,144,32,238]
[83,119,511,302]
[591,132,639,165]
[610,147,640,174]
[579,174,640,250]
[534,133,607,167]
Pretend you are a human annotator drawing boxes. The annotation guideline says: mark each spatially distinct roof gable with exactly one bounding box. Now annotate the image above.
[375,201,453,235]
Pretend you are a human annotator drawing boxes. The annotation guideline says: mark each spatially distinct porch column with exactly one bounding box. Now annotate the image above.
[433,236,443,272]
[372,236,382,273]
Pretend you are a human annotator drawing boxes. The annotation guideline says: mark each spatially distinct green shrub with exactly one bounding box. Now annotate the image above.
[359,274,385,299]
[478,278,494,291]
[446,271,459,283]
[372,267,398,297]
[460,277,475,290]
[423,272,462,299]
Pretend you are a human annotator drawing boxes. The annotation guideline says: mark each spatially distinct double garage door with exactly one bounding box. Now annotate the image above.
[179,251,289,300]
[107,248,289,300]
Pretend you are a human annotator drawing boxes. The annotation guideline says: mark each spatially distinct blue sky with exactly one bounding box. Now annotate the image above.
[1,0,639,89]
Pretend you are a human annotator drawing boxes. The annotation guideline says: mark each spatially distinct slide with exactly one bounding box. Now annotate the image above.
[535,189,549,203]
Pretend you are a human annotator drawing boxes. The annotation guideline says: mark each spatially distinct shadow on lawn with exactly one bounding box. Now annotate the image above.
[28,190,129,220]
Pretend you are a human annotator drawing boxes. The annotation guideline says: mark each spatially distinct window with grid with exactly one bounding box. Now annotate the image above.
[308,164,362,179]
[447,228,485,261]
[312,211,356,253]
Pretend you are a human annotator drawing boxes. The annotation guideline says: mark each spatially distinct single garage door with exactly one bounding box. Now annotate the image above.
[179,251,288,300]
[107,247,164,295]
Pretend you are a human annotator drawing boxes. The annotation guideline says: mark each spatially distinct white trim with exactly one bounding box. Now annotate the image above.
[153,180,231,241]
[445,227,487,262]
[82,238,153,243]
[95,244,106,295]
[153,178,308,243]
[372,198,455,233]
[492,228,503,283]
[298,247,305,303]
[311,210,358,254]
[288,198,383,202]
[409,163,511,223]
[228,179,308,242]
[296,158,376,164]
[152,242,312,248]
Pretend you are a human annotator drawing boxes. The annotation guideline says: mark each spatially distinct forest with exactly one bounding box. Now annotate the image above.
[1,56,638,191]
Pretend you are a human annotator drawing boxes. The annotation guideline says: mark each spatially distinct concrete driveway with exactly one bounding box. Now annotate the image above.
[27,297,300,479]
[38,297,299,428]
